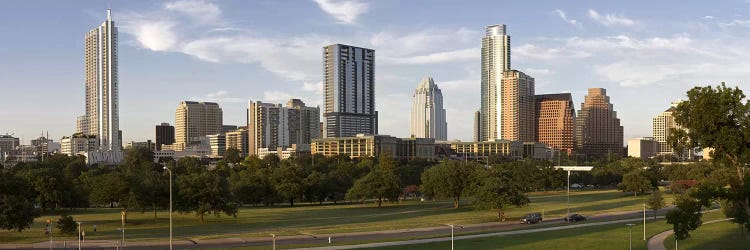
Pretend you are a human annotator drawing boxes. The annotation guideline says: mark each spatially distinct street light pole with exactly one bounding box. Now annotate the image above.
[626,224,635,250]
[567,170,571,222]
[76,222,82,250]
[270,234,276,250]
[643,203,646,241]
[121,211,125,249]
[164,166,173,250]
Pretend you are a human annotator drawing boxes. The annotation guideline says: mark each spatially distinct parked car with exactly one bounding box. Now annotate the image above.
[520,212,543,224]
[565,214,587,222]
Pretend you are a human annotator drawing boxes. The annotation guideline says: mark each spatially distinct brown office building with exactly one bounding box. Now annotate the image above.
[500,70,536,142]
[575,88,623,159]
[535,93,576,155]
[155,123,175,151]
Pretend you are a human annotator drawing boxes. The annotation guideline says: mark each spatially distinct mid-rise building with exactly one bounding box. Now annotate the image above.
[323,44,378,137]
[575,88,624,159]
[410,76,447,140]
[628,137,660,159]
[125,140,155,151]
[479,24,511,142]
[652,101,689,158]
[257,144,311,160]
[247,99,320,155]
[450,140,523,160]
[473,111,481,142]
[500,70,535,142]
[535,93,576,155]
[207,134,226,157]
[311,134,435,160]
[225,127,248,157]
[61,133,99,156]
[174,101,223,149]
[0,134,20,157]
[79,10,121,152]
[155,122,175,151]
[222,125,238,134]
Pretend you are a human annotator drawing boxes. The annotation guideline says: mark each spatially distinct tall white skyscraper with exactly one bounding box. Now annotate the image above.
[410,76,447,140]
[652,101,686,157]
[479,24,511,142]
[323,44,378,138]
[81,9,120,151]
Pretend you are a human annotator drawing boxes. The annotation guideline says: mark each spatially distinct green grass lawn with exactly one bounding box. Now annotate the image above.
[0,189,672,244]
[369,211,728,250]
[663,217,750,250]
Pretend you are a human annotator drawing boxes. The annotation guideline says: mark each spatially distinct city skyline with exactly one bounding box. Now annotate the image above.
[5,0,750,143]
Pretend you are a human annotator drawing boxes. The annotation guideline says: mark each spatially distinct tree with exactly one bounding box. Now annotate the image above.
[345,154,401,207]
[0,171,39,232]
[176,168,238,223]
[224,148,242,165]
[420,160,477,208]
[669,83,750,229]
[666,194,703,240]
[645,189,666,219]
[56,215,77,235]
[272,161,306,206]
[618,169,654,196]
[470,166,530,221]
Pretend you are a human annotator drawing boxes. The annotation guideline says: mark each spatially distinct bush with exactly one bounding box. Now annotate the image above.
[56,215,77,235]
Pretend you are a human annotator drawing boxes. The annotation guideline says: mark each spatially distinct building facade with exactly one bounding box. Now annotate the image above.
[535,93,576,155]
[207,134,226,157]
[627,137,660,159]
[311,134,435,160]
[500,70,535,142]
[479,24,511,142]
[80,10,121,151]
[155,122,175,151]
[174,101,223,149]
[652,101,688,158]
[575,88,624,159]
[61,133,99,156]
[225,127,248,157]
[323,44,378,138]
[410,76,447,140]
[247,99,320,155]
[449,140,523,160]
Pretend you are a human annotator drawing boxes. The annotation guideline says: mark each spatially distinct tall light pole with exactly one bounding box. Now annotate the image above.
[626,223,635,250]
[121,211,126,249]
[270,234,276,250]
[643,203,646,241]
[566,170,571,222]
[76,221,82,250]
[444,224,463,250]
[163,166,173,250]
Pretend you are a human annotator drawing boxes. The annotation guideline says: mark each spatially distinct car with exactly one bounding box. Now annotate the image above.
[520,212,543,224]
[565,214,587,222]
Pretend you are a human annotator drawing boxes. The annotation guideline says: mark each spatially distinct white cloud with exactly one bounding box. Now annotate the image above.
[385,48,479,64]
[125,20,179,51]
[302,81,323,94]
[553,9,581,27]
[525,68,552,76]
[192,90,244,103]
[164,0,221,23]
[263,91,294,103]
[719,19,750,27]
[704,15,714,19]
[588,9,636,27]
[312,0,369,24]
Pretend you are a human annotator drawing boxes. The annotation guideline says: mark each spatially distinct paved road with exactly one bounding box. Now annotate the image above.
[0,208,670,250]
[646,218,733,250]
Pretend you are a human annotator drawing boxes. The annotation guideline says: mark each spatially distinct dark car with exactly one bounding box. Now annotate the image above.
[565,214,586,222]
[520,212,543,224]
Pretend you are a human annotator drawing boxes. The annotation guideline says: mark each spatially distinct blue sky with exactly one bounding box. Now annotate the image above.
[3,0,750,144]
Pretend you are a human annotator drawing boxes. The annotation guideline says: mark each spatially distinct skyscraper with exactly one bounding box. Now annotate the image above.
[174,101,223,148]
[410,76,447,140]
[247,99,320,155]
[575,88,624,159]
[535,93,576,155]
[155,122,175,151]
[479,24,511,141]
[323,44,377,138]
[81,10,120,151]
[500,70,535,142]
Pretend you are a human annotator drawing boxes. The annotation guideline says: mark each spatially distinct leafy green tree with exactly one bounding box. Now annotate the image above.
[669,83,750,229]
[420,160,477,208]
[399,159,435,187]
[666,194,703,240]
[645,189,666,219]
[618,169,654,196]
[0,171,39,232]
[229,164,277,206]
[56,215,77,235]
[176,168,238,223]
[346,154,401,207]
[272,161,306,206]
[88,172,129,208]
[224,148,243,164]
[470,166,530,221]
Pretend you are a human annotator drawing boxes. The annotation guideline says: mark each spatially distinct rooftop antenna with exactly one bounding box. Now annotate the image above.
[107,8,111,21]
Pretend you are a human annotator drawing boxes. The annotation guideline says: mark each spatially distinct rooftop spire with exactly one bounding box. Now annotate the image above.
[107,9,111,21]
